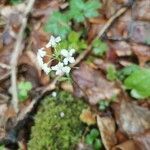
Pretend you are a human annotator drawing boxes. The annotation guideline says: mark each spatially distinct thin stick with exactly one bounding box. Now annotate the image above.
[74,7,128,66]
[10,0,35,113]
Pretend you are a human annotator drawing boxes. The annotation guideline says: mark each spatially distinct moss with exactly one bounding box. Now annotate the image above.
[28,91,87,150]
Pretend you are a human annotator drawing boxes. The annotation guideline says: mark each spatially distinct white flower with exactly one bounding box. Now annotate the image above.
[42,63,51,74]
[37,48,46,67]
[37,55,44,67]
[37,48,46,57]
[60,112,65,118]
[62,66,71,74]
[46,36,61,48]
[61,49,75,65]
[51,62,71,75]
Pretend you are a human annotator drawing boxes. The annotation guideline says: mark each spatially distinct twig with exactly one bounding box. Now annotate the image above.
[73,7,128,66]
[10,0,35,113]
[0,63,11,70]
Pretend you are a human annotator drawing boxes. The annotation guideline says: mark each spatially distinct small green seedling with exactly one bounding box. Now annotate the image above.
[18,81,32,102]
[44,0,101,38]
[69,0,101,23]
[99,100,110,111]
[9,0,22,5]
[92,38,108,56]
[106,65,117,81]
[85,128,102,150]
[56,31,87,53]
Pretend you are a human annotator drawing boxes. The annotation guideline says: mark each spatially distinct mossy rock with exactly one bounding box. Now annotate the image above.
[28,91,87,150]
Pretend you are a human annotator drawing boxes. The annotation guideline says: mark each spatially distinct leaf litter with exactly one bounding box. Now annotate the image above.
[0,0,149,149]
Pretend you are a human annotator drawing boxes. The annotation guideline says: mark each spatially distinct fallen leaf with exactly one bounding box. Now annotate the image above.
[129,21,150,45]
[72,63,120,105]
[117,101,150,137]
[112,140,138,150]
[132,0,150,21]
[97,115,117,150]
[80,108,96,125]
[131,43,150,66]
[133,130,150,150]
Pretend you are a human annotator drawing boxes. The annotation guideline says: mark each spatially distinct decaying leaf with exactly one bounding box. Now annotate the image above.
[72,63,120,105]
[112,140,137,150]
[131,43,150,66]
[132,0,150,21]
[133,130,150,150]
[97,115,117,150]
[80,108,96,125]
[117,101,150,137]
[129,21,150,46]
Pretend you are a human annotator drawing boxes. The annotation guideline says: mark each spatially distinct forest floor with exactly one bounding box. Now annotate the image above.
[0,0,150,150]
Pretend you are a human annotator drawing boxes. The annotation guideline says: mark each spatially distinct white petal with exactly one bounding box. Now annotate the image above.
[69,49,75,56]
[57,62,64,68]
[62,66,71,74]
[37,55,44,67]
[63,58,69,65]
[37,48,46,57]
[56,69,63,75]
[69,57,75,64]
[61,49,69,57]
[51,65,58,71]
[55,36,61,43]
[42,63,51,74]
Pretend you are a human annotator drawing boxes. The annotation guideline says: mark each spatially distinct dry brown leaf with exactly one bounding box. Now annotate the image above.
[133,130,150,150]
[117,101,150,137]
[131,43,150,66]
[97,115,117,150]
[72,63,120,105]
[80,108,96,125]
[132,0,150,21]
[129,21,150,45]
[112,140,138,150]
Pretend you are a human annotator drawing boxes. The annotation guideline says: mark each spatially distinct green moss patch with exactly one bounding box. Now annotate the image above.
[28,91,87,150]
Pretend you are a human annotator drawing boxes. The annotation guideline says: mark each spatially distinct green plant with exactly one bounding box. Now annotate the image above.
[99,100,110,111]
[92,38,108,56]
[18,81,32,102]
[44,12,71,39]
[85,128,102,150]
[124,68,150,99]
[0,145,4,150]
[117,64,140,80]
[9,0,23,5]
[56,31,87,52]
[28,91,87,150]
[106,65,117,81]
[44,0,101,38]
[69,0,101,22]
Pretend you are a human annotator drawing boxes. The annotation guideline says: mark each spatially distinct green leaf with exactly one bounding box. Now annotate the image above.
[90,129,99,139]
[93,139,102,150]
[55,31,87,53]
[85,134,94,145]
[106,65,117,81]
[10,0,22,5]
[44,12,71,39]
[117,64,140,80]
[92,38,108,56]
[18,81,32,102]
[124,68,150,99]
[69,0,100,22]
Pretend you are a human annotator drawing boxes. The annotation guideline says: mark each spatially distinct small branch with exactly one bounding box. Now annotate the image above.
[73,7,128,66]
[10,0,35,113]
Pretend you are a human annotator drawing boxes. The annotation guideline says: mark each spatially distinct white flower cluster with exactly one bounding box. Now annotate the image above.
[37,36,75,75]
